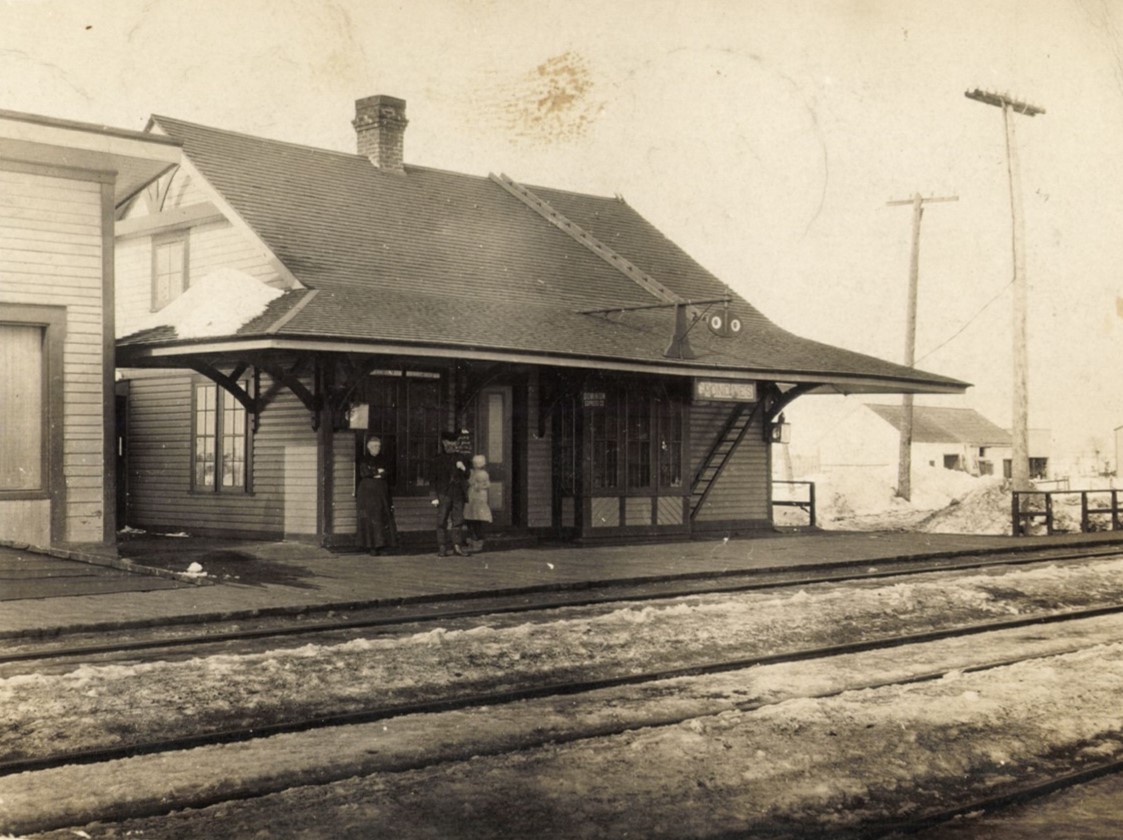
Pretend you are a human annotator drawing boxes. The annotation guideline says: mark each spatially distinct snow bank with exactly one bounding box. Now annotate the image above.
[123,268,283,339]
[801,463,1118,536]
[804,464,989,524]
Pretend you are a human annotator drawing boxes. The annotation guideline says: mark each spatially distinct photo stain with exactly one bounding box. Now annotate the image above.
[504,51,601,145]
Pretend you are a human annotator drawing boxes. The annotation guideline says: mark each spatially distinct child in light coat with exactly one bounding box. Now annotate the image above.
[464,454,493,552]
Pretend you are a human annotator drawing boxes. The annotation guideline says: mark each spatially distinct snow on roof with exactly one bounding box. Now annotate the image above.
[128,268,284,340]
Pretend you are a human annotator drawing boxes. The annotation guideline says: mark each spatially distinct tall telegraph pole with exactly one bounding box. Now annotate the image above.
[887,193,958,501]
[965,88,1045,491]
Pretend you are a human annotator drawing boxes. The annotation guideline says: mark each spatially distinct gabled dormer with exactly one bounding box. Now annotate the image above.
[114,124,300,340]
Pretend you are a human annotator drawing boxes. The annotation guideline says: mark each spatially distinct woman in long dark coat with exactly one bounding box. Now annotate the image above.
[357,436,397,555]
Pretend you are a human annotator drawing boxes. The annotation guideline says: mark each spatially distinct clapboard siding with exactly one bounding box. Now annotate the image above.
[114,236,152,329]
[332,435,358,534]
[690,403,770,524]
[123,370,318,538]
[190,220,279,284]
[0,168,106,544]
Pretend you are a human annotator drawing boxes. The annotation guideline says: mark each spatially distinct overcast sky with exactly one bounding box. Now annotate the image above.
[5,0,1122,458]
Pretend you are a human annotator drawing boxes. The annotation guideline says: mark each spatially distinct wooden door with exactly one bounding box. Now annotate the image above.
[475,385,513,527]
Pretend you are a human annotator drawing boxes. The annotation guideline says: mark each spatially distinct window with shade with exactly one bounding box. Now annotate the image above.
[0,324,45,493]
[193,378,251,492]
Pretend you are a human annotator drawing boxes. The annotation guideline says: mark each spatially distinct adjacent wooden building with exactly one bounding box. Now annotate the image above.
[113,95,967,547]
[0,110,179,548]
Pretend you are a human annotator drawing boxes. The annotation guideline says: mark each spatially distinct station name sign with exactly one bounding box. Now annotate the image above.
[692,379,757,403]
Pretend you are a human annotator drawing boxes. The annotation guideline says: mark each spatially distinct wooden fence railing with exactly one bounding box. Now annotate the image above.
[773,480,816,528]
[1012,489,1123,536]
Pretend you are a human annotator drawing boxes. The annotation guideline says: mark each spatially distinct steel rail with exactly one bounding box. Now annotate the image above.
[6,598,1123,780]
[5,627,1119,838]
[5,545,1122,670]
[858,760,1123,839]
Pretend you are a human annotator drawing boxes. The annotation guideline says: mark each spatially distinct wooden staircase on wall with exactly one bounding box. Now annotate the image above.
[690,402,760,521]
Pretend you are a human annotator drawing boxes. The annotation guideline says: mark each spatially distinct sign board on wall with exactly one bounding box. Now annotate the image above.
[692,379,758,403]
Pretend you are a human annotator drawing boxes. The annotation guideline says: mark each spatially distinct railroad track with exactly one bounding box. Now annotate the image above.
[5,544,1121,671]
[7,546,1123,837]
[6,602,1123,837]
[8,598,1123,780]
[860,758,1123,839]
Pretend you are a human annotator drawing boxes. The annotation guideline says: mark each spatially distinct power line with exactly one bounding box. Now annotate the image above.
[915,279,1013,365]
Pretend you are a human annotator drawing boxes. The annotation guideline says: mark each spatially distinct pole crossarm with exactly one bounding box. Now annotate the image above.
[576,297,731,316]
[886,196,959,206]
[965,89,1045,117]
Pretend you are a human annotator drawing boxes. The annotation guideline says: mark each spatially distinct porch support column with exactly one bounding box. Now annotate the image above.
[316,355,335,544]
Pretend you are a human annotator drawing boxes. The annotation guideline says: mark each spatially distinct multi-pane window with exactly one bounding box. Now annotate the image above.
[365,371,442,494]
[625,393,651,488]
[193,379,250,491]
[0,324,44,491]
[588,390,619,491]
[152,234,188,311]
[586,381,686,492]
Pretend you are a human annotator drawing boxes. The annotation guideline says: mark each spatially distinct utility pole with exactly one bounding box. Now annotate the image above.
[965,88,1045,491]
[887,193,958,501]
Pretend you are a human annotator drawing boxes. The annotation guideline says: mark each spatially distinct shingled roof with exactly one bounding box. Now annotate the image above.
[118,113,967,395]
[867,405,1011,445]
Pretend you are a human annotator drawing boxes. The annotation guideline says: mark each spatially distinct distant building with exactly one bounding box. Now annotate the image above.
[787,403,1049,479]
[0,110,178,548]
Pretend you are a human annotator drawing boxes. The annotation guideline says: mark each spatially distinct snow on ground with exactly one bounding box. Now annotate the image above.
[7,563,1123,836]
[781,462,1122,536]
[7,558,1123,766]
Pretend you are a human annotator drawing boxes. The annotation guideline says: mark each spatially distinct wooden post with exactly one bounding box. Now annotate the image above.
[966,89,1044,492]
[887,193,957,500]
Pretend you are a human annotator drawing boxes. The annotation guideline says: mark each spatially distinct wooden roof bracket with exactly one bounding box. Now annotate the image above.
[761,382,817,440]
[257,359,322,430]
[184,358,260,429]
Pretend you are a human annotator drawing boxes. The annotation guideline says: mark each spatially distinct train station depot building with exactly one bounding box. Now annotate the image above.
[112,95,967,548]
[0,109,180,549]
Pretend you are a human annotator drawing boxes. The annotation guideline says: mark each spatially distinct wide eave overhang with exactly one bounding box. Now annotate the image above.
[117,334,969,396]
[0,108,181,203]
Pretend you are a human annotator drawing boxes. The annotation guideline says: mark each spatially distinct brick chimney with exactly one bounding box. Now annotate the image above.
[352,95,408,173]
